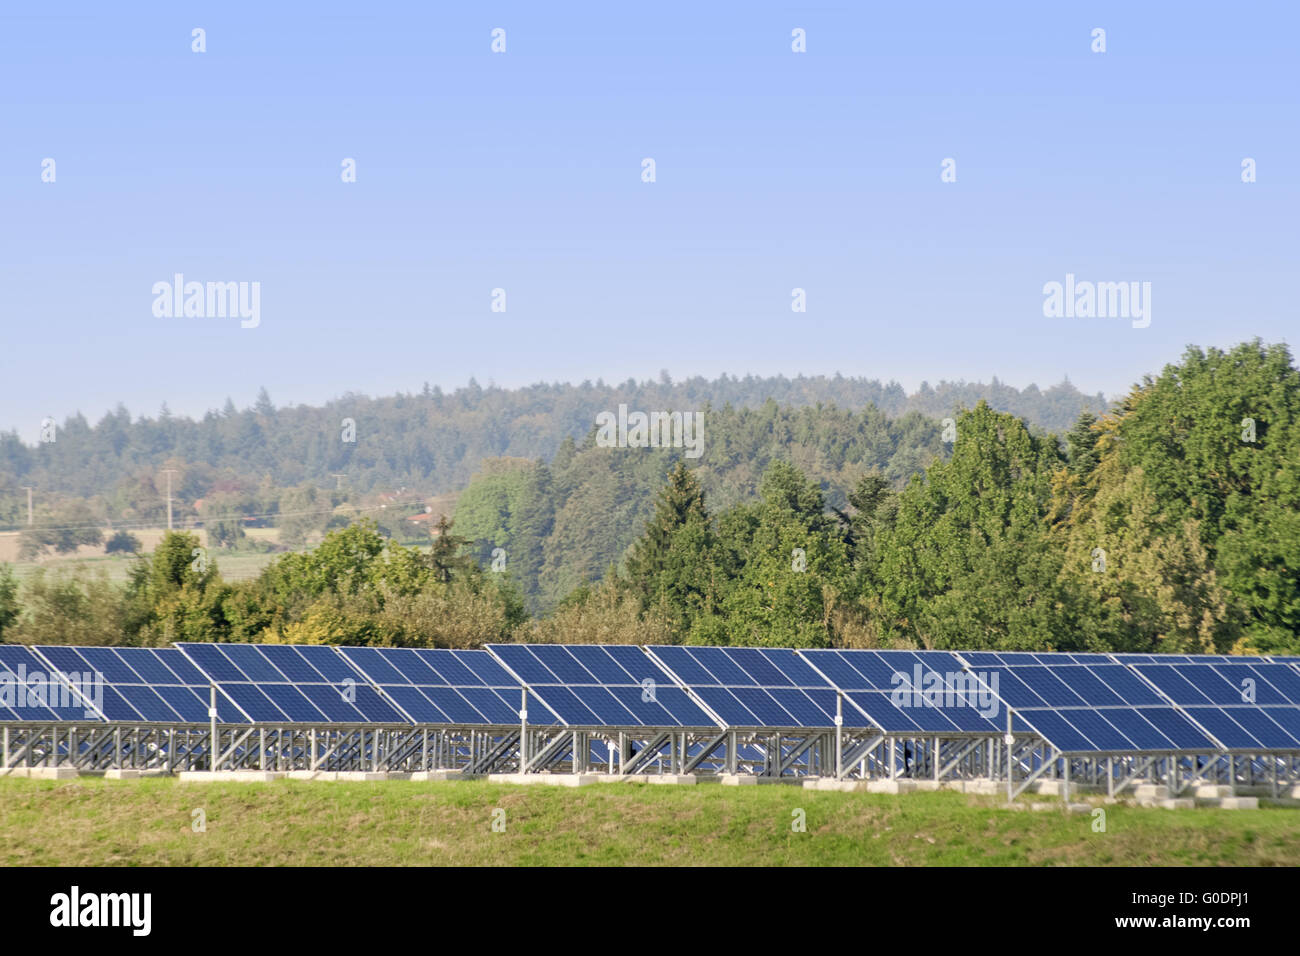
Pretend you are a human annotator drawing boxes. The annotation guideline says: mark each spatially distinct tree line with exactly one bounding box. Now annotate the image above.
[0,372,1105,529]
[0,341,1293,654]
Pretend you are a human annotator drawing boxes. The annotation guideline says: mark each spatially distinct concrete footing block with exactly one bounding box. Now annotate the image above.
[177,771,280,783]
[1153,798,1196,810]
[1204,796,1259,810]
[407,771,463,782]
[286,770,338,781]
[1066,802,1092,814]
[804,778,868,792]
[865,779,918,794]
[1192,785,1235,798]
[0,766,80,779]
[1133,784,1172,801]
[487,773,602,786]
[644,774,697,785]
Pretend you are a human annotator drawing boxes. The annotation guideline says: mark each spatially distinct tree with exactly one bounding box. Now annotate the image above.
[123,531,230,645]
[874,402,1067,649]
[8,566,125,646]
[427,514,474,584]
[623,461,717,635]
[18,501,104,560]
[707,461,851,648]
[202,492,249,549]
[0,564,19,638]
[105,530,142,554]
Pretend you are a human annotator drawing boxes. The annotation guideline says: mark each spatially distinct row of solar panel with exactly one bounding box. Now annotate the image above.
[5,643,1300,756]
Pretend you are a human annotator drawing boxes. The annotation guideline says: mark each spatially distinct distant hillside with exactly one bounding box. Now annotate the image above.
[0,374,1108,506]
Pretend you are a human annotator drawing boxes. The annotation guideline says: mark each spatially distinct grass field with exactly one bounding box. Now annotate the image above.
[2,777,1298,866]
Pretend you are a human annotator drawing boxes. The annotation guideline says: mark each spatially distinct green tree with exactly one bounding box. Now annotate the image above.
[708,461,852,648]
[123,531,230,645]
[875,402,1067,649]
[0,564,19,638]
[18,501,103,559]
[623,461,717,636]
[105,530,143,554]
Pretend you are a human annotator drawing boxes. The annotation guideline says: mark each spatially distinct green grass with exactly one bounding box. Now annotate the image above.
[2,777,1297,866]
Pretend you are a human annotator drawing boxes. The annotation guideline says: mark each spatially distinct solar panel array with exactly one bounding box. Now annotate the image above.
[178,643,405,724]
[0,645,97,721]
[956,652,1218,753]
[491,644,714,728]
[35,646,228,723]
[336,647,558,726]
[3,642,1300,759]
[800,649,1002,734]
[648,645,865,729]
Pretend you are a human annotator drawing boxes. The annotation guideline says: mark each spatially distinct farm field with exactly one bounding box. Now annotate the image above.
[0,527,283,583]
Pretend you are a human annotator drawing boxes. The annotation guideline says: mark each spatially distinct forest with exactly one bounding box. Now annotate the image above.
[0,341,1294,656]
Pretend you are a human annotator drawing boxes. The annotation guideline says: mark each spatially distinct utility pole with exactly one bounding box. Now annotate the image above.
[160,469,178,531]
[21,487,33,526]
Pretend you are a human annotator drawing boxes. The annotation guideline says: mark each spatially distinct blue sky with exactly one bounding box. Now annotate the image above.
[2,1,1296,441]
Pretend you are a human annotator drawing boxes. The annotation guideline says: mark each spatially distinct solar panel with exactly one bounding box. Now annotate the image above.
[798,649,999,733]
[34,646,234,723]
[936,654,1227,753]
[337,646,557,726]
[177,643,399,724]
[0,644,101,721]
[647,646,868,730]
[491,644,713,728]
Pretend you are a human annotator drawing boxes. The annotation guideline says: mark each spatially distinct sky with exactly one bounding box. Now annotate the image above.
[2,1,1297,441]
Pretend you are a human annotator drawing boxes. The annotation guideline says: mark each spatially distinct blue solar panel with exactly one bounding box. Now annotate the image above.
[75,647,143,684]
[693,687,760,726]
[335,647,555,726]
[569,686,639,725]
[0,645,103,721]
[646,646,716,686]
[1042,666,1126,706]
[1017,710,1093,751]
[566,645,636,684]
[489,645,560,684]
[646,646,851,729]
[11,641,1300,760]
[1012,667,1089,707]
[1057,709,1136,751]
[1103,708,1176,750]
[118,684,182,722]
[802,649,1002,732]
[334,647,406,685]
[1222,709,1300,749]
[418,687,481,724]
[1249,664,1300,704]
[797,650,866,689]
[465,685,538,725]
[177,643,383,724]
[491,644,711,728]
